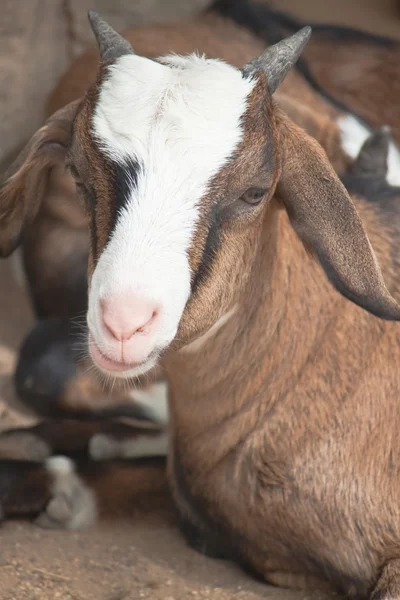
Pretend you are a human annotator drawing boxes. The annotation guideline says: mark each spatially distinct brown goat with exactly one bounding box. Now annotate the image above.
[11,0,397,420]
[2,4,400,599]
[0,88,393,552]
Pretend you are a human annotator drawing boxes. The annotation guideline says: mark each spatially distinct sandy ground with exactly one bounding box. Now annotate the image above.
[0,0,400,598]
[0,518,325,600]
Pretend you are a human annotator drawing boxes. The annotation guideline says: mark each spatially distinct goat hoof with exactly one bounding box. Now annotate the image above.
[35,457,97,531]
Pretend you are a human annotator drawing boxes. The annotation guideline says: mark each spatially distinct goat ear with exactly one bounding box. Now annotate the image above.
[0,100,79,258]
[276,111,400,320]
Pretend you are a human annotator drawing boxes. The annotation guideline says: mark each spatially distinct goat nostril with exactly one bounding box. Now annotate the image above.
[101,301,158,342]
[136,310,157,334]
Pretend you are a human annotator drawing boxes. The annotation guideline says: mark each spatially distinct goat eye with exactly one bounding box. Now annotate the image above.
[241,188,266,205]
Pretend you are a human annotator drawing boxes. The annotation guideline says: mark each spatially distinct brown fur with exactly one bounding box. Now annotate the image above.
[21,162,89,318]
[302,37,400,142]
[0,100,80,258]
[165,155,400,597]
[275,91,350,174]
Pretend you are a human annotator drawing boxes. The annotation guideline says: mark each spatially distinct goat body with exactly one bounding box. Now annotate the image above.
[166,176,400,597]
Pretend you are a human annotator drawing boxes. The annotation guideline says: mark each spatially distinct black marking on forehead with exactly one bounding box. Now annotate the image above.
[110,157,141,235]
[191,205,221,294]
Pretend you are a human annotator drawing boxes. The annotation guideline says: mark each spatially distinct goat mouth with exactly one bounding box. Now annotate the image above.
[89,335,149,373]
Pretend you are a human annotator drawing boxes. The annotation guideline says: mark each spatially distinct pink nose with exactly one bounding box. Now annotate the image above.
[101,295,157,342]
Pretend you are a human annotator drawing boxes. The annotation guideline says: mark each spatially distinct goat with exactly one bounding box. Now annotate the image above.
[11,0,400,423]
[0,96,393,543]
[3,5,400,598]
[0,7,400,596]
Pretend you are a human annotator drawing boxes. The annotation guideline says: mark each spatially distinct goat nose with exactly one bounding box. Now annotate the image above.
[101,295,157,342]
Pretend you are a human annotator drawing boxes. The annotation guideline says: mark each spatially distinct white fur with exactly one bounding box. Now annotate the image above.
[36,456,97,531]
[89,430,169,461]
[180,305,238,354]
[129,381,169,424]
[88,54,255,378]
[337,114,400,186]
[46,455,72,475]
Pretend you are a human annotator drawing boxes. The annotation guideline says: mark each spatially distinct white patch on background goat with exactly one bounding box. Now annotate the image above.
[129,381,169,424]
[88,54,254,377]
[181,305,238,354]
[36,456,97,531]
[89,430,169,461]
[338,114,400,186]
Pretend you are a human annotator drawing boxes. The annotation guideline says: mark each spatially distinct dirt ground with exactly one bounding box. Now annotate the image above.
[0,0,400,598]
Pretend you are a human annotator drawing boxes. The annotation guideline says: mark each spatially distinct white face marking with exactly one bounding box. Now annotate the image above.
[88,54,254,376]
[337,114,400,186]
[180,305,238,354]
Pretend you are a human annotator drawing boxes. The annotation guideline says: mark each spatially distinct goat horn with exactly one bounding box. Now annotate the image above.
[352,126,391,179]
[242,27,312,94]
[88,10,135,63]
